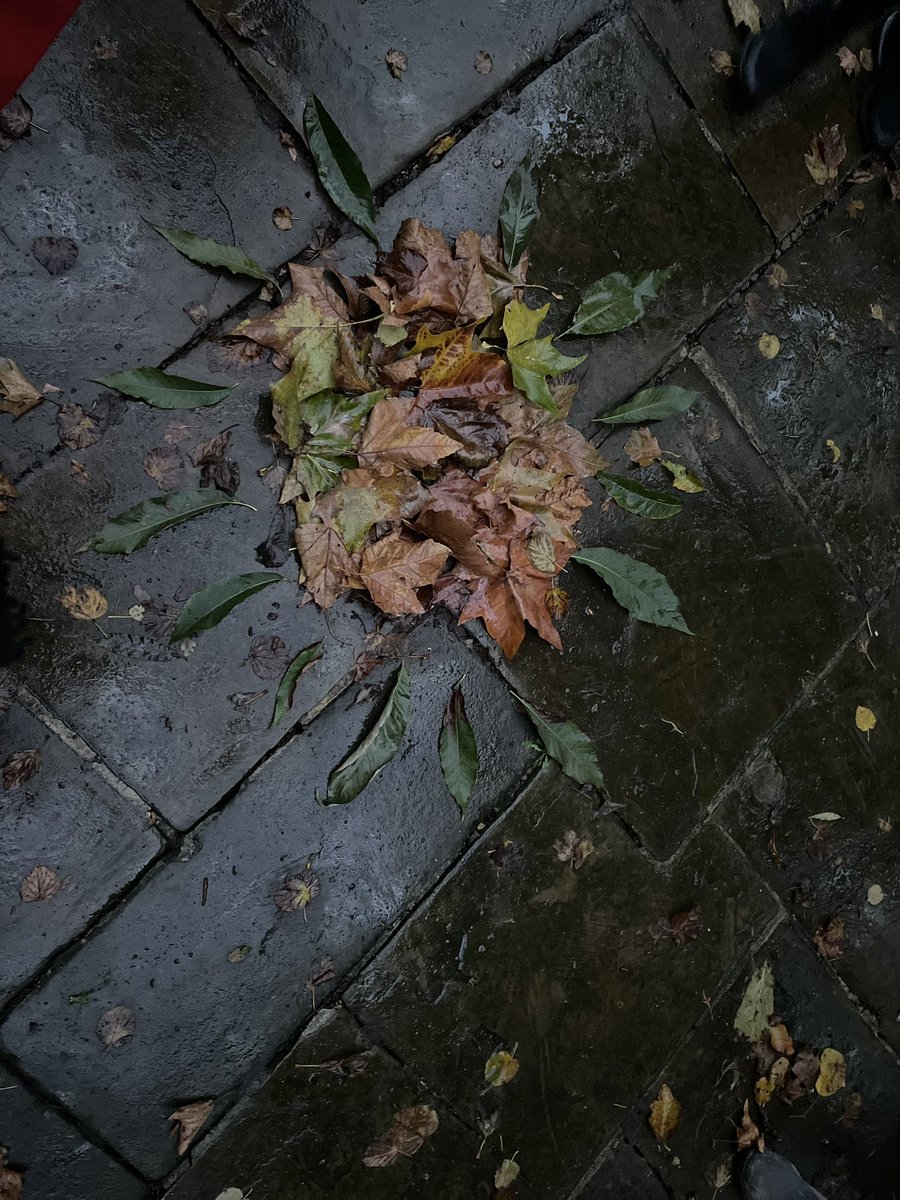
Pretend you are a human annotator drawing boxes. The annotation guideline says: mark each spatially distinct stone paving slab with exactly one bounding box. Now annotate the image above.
[190,0,617,187]
[0,0,331,481]
[635,0,877,237]
[701,182,900,603]
[717,581,900,1055]
[622,925,900,1199]
[3,348,371,829]
[0,1063,147,1200]
[0,614,535,1179]
[494,360,858,860]
[166,1004,491,1199]
[577,1139,668,1199]
[345,764,781,1200]
[334,12,772,436]
[0,699,161,1005]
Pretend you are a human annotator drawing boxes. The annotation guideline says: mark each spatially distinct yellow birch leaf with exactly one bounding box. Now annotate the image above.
[815,1048,847,1096]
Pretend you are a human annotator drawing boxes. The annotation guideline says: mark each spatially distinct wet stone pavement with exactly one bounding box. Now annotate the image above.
[1,0,899,1198]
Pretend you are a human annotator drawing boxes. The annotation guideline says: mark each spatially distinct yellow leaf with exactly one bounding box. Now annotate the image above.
[855,705,876,732]
[815,1047,847,1096]
[485,1049,519,1087]
[649,1083,682,1142]
[758,333,780,359]
[59,586,108,621]
[825,438,841,463]
[754,1055,790,1107]
[754,1075,775,1106]
[0,356,44,419]
[870,303,885,321]
[769,1023,794,1055]
[867,883,884,906]
[847,198,865,220]
[427,133,457,161]
[663,460,705,493]
[494,1159,521,1189]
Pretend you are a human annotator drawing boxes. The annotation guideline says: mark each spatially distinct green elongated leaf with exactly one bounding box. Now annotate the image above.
[150,224,277,287]
[303,94,378,242]
[572,547,691,633]
[94,368,232,409]
[85,489,244,554]
[595,385,700,426]
[663,460,705,493]
[512,693,605,790]
[271,640,325,727]
[568,267,675,336]
[325,665,411,804]
[439,684,478,815]
[170,572,283,641]
[499,155,540,270]
[596,472,684,520]
[507,336,585,416]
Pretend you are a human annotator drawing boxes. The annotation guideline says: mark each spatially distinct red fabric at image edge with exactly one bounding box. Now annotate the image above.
[0,0,82,107]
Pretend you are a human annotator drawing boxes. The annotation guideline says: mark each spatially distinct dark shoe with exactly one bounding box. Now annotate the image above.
[861,9,900,147]
[740,1151,828,1200]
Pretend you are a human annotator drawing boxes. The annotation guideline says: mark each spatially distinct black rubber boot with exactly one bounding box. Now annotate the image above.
[861,9,900,147]
[740,1151,828,1200]
[740,0,886,98]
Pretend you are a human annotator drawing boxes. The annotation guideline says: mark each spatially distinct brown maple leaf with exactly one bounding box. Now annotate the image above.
[143,445,184,490]
[624,426,662,467]
[363,1105,439,1168]
[805,124,846,186]
[358,396,459,474]
[360,532,449,615]
[57,404,101,450]
[417,328,514,405]
[2,748,41,790]
[296,519,360,608]
[234,263,350,353]
[170,1099,214,1156]
[381,220,492,326]
[814,915,845,959]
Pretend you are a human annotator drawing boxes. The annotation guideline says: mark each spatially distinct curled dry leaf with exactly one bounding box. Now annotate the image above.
[474,50,493,73]
[669,905,702,945]
[736,1100,763,1152]
[710,50,735,77]
[485,1049,520,1086]
[814,916,845,960]
[2,748,41,791]
[363,1105,438,1167]
[32,235,79,275]
[426,133,457,161]
[273,869,320,913]
[97,1005,135,1048]
[553,829,594,870]
[837,46,861,74]
[495,1159,521,1189]
[20,864,63,902]
[804,124,846,186]
[649,1083,682,1142]
[826,438,841,463]
[280,129,298,161]
[545,586,568,619]
[624,425,661,466]
[784,1047,820,1100]
[170,1099,214,1156]
[815,1047,847,1096]
[144,445,184,490]
[0,357,43,419]
[0,93,33,143]
[272,205,293,231]
[871,303,885,322]
[57,403,101,449]
[59,585,108,621]
[385,48,408,78]
[767,263,788,288]
[0,1149,23,1200]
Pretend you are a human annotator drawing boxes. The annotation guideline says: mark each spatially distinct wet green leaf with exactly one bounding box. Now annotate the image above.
[170,572,283,641]
[150,224,277,287]
[568,267,675,336]
[734,962,774,1042]
[304,94,378,242]
[271,640,325,727]
[595,385,700,425]
[85,489,245,554]
[68,992,92,1005]
[512,693,605,790]
[375,319,408,347]
[271,326,339,449]
[597,472,684,519]
[439,684,478,816]
[499,154,540,269]
[94,368,233,409]
[663,460,705,493]
[572,547,691,633]
[290,388,386,500]
[484,1049,520,1086]
[325,665,411,804]
[503,299,547,347]
[503,305,584,416]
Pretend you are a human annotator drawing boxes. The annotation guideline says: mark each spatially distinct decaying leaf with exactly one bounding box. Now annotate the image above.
[734,962,774,1042]
[170,1099,214,1156]
[59,585,108,621]
[815,1047,847,1096]
[767,263,788,288]
[20,864,63,902]
[758,333,780,359]
[495,1159,520,1189]
[545,586,569,619]
[97,1005,135,1048]
[227,944,252,963]
[710,50,735,76]
[92,35,119,59]
[841,1092,863,1127]
[663,460,705,493]
[727,0,761,33]
[837,46,861,74]
[0,1149,23,1200]
[784,1047,820,1100]
[363,1105,438,1167]
[474,49,493,73]
[70,459,90,485]
[427,133,457,161]
[826,438,841,463]
[0,94,33,145]
[769,1023,794,1055]
[855,704,876,732]
[755,1055,790,1106]
[814,916,845,960]
[247,635,292,680]
[0,357,43,418]
[57,404,101,449]
[668,906,702,945]
[32,235,79,275]
[871,303,885,322]
[649,1083,682,1142]
[804,124,847,186]
[736,1100,763,1152]
[280,129,298,161]
[624,426,661,466]
[2,749,41,791]
[485,1049,520,1086]
[553,829,594,870]
[143,445,184,490]
[273,869,320,914]
[272,205,293,231]
[847,200,865,223]
[385,48,408,77]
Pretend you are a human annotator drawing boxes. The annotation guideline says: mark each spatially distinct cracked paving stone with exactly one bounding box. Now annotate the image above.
[623,926,900,1200]
[0,615,534,1179]
[579,1139,670,1198]
[2,345,371,829]
[0,700,161,1005]
[333,12,772,436]
[702,184,900,603]
[165,1004,491,1199]
[190,0,618,187]
[635,0,879,238]
[491,360,858,860]
[0,0,332,481]
[344,763,781,1200]
[718,581,900,1056]
[0,1063,147,1200]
